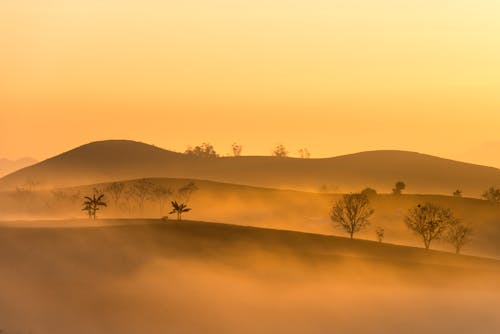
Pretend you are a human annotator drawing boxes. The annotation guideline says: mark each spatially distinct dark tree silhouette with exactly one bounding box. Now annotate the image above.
[453,189,463,197]
[392,181,406,195]
[330,193,375,239]
[481,187,500,204]
[272,144,288,157]
[169,201,191,221]
[185,143,218,158]
[446,223,473,254]
[232,143,243,157]
[82,193,107,220]
[404,203,458,250]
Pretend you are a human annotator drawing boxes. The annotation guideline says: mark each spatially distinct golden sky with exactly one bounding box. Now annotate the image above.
[1,0,499,165]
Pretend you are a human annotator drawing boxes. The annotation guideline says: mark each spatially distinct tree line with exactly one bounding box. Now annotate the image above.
[330,182,476,254]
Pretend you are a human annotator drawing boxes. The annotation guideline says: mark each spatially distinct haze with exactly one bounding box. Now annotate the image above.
[1,0,499,164]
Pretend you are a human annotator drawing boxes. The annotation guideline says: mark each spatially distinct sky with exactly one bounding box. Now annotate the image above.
[1,0,499,166]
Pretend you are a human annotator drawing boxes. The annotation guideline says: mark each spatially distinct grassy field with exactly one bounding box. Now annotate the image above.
[0,220,499,333]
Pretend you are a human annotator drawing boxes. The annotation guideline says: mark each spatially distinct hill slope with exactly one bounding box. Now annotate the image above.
[0,221,498,334]
[0,140,499,196]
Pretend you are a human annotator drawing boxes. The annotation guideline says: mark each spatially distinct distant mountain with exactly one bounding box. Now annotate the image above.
[0,140,499,196]
[0,157,37,177]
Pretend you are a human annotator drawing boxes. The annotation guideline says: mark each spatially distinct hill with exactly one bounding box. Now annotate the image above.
[0,221,498,334]
[1,177,499,258]
[0,140,499,196]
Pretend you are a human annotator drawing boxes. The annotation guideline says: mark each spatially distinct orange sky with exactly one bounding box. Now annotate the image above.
[1,0,499,165]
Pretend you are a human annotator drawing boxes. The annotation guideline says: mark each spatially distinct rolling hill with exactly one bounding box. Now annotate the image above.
[0,221,498,334]
[0,140,499,196]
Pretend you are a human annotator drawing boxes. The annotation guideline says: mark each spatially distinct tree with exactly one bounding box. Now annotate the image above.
[272,144,288,157]
[106,182,125,208]
[330,193,375,239]
[392,181,406,195]
[177,181,198,203]
[404,203,458,250]
[232,143,243,157]
[298,148,310,159]
[129,179,154,216]
[453,189,462,197]
[82,193,107,220]
[375,227,385,243]
[446,223,472,254]
[185,143,218,158]
[361,187,377,198]
[481,187,500,204]
[169,201,191,221]
[152,185,173,216]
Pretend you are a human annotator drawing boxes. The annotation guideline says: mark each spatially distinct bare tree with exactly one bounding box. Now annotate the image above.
[106,182,125,208]
[330,193,375,239]
[392,181,406,195]
[375,227,385,243]
[177,181,198,203]
[185,143,218,158]
[481,187,500,204]
[129,179,154,216]
[446,223,472,254]
[404,203,458,250]
[152,185,173,216]
[272,144,288,157]
[298,148,310,159]
[232,143,243,157]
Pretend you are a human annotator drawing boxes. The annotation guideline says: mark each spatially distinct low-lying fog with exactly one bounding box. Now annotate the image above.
[0,222,498,334]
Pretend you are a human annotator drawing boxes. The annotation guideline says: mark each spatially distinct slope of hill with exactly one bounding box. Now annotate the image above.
[0,221,498,334]
[0,140,499,196]
[1,177,499,258]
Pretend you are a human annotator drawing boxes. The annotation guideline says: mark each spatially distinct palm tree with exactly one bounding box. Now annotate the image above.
[169,201,191,221]
[82,194,107,220]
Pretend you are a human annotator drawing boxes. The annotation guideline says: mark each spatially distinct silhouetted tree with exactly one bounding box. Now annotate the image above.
[361,187,377,198]
[392,181,406,195]
[169,201,191,220]
[481,187,500,204]
[106,182,125,208]
[453,189,463,197]
[375,227,385,243]
[298,148,310,159]
[330,193,375,239]
[185,143,218,158]
[232,143,243,157]
[446,223,473,254]
[272,144,288,157]
[404,203,458,250]
[82,193,107,220]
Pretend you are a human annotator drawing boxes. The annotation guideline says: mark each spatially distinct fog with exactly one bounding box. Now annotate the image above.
[0,222,498,334]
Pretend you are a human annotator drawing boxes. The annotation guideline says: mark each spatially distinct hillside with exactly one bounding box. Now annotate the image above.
[0,157,37,177]
[0,140,499,196]
[1,177,499,258]
[0,221,498,334]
